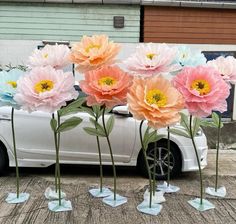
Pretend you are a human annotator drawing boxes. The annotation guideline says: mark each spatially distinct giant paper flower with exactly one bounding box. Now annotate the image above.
[124,43,181,77]
[127,75,184,129]
[175,46,207,67]
[70,35,120,73]
[0,69,24,109]
[79,65,132,108]
[28,44,70,69]
[172,66,230,117]
[207,56,236,84]
[14,66,78,113]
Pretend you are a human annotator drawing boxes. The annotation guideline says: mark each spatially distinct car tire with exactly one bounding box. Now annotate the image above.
[0,143,9,175]
[137,140,182,180]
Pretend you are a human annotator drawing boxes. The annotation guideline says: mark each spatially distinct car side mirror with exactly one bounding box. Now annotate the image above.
[112,105,132,117]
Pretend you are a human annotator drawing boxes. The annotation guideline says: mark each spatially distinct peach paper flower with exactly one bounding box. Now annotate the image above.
[79,65,132,108]
[207,56,236,84]
[124,43,181,77]
[28,44,70,69]
[127,75,184,129]
[14,66,78,113]
[172,66,230,117]
[70,35,120,73]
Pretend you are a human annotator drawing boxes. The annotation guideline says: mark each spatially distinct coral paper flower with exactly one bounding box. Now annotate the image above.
[172,66,230,117]
[207,56,236,84]
[127,75,184,129]
[70,35,120,73]
[14,66,78,113]
[28,44,70,69]
[124,43,181,77]
[175,46,207,67]
[0,69,24,109]
[79,65,132,108]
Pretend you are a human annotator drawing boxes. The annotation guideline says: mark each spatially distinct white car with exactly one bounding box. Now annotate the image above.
[0,94,208,179]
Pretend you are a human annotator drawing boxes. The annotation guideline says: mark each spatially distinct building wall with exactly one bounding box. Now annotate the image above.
[143,6,236,44]
[0,2,140,43]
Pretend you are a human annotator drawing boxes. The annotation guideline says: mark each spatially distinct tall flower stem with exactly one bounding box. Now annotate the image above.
[139,120,153,208]
[102,107,116,200]
[95,114,103,193]
[189,115,203,204]
[11,108,19,198]
[167,126,170,187]
[152,141,157,196]
[215,114,221,192]
[52,113,61,206]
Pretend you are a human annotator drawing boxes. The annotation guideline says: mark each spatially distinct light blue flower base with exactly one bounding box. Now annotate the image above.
[206,186,227,198]
[89,187,113,198]
[188,198,215,211]
[44,187,66,200]
[137,200,163,216]
[48,199,72,212]
[157,181,180,193]
[102,194,127,207]
[6,192,30,204]
[143,189,166,204]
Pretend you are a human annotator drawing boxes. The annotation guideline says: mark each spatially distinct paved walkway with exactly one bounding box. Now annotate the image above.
[0,150,235,224]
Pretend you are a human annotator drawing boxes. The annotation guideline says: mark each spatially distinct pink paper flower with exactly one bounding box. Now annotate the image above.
[172,66,230,117]
[207,56,236,84]
[79,65,132,108]
[28,44,70,69]
[70,35,120,73]
[124,43,181,77]
[127,75,184,129]
[14,66,78,113]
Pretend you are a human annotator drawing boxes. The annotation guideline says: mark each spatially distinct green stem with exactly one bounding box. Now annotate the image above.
[152,141,156,196]
[95,113,103,193]
[102,107,116,200]
[139,120,153,208]
[189,115,203,205]
[215,114,221,192]
[11,108,19,198]
[167,126,170,187]
[52,113,61,206]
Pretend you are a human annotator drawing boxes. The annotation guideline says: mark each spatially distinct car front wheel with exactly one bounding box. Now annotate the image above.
[138,140,182,180]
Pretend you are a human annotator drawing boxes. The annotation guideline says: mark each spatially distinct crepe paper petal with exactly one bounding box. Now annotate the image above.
[157,181,180,193]
[188,198,215,211]
[48,199,72,212]
[6,192,30,204]
[137,200,163,216]
[44,187,66,200]
[205,186,227,198]
[143,189,166,204]
[102,194,127,207]
[89,187,113,198]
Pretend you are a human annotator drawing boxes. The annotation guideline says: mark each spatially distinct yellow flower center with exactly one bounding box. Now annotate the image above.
[85,44,101,53]
[98,76,117,87]
[34,80,54,93]
[43,53,49,59]
[146,53,156,60]
[7,81,17,88]
[146,89,167,107]
[191,79,211,96]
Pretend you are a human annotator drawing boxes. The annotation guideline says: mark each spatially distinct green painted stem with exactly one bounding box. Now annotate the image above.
[189,115,203,205]
[95,114,103,193]
[215,114,221,192]
[139,120,153,208]
[102,107,116,200]
[11,108,19,198]
[152,141,157,196]
[52,113,61,206]
[167,126,170,187]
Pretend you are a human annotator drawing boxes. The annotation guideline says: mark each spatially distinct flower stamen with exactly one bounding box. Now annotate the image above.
[146,53,156,60]
[191,79,211,95]
[146,89,167,107]
[34,80,54,93]
[85,44,101,53]
[98,76,117,86]
[7,81,17,88]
